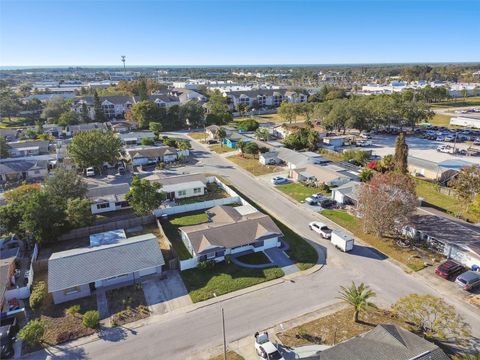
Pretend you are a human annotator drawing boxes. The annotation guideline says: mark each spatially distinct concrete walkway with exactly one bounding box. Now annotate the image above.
[265,248,300,275]
[230,250,274,269]
[96,288,109,319]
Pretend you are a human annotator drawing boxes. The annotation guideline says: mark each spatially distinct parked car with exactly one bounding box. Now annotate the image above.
[444,136,455,142]
[437,145,455,154]
[0,324,15,359]
[360,132,372,139]
[435,260,465,280]
[331,231,354,252]
[117,166,126,175]
[309,221,332,239]
[320,198,336,208]
[305,193,325,205]
[207,139,218,144]
[271,176,288,185]
[255,332,284,360]
[356,140,372,147]
[85,167,95,177]
[455,271,480,291]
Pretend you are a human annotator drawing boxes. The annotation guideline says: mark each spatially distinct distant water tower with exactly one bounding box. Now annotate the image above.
[121,55,126,75]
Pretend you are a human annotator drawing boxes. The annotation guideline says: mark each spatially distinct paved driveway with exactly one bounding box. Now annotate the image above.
[265,247,299,275]
[142,271,192,315]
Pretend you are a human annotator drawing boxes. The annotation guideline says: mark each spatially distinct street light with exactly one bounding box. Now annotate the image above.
[213,293,227,360]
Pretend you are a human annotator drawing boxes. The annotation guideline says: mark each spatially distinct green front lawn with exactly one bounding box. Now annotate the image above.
[321,209,426,271]
[277,182,326,203]
[181,262,284,303]
[228,185,318,270]
[236,251,271,265]
[162,212,209,260]
[227,154,283,176]
[415,178,480,223]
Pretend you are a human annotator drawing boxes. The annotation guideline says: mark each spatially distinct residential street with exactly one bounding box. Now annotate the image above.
[24,134,480,360]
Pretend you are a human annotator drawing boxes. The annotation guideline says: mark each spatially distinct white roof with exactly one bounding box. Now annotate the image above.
[162,180,206,193]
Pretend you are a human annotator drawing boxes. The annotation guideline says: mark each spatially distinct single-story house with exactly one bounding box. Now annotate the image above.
[126,146,178,166]
[66,122,108,136]
[118,131,156,146]
[179,205,283,267]
[223,133,251,149]
[1,248,20,312]
[259,151,281,165]
[110,121,136,134]
[48,233,165,304]
[7,140,49,157]
[408,156,474,182]
[145,173,209,200]
[404,214,480,269]
[0,160,49,183]
[276,148,329,171]
[87,183,131,214]
[314,324,448,360]
[291,164,350,187]
[206,125,221,140]
[331,181,360,205]
[322,135,353,149]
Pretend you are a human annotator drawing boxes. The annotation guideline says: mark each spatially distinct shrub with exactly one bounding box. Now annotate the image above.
[18,319,46,347]
[82,310,100,329]
[65,304,80,317]
[29,281,47,311]
[197,260,216,271]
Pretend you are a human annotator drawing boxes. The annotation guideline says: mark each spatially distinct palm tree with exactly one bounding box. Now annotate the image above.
[236,139,246,157]
[337,282,377,322]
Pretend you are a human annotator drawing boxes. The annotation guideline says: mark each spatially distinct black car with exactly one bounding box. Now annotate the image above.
[0,325,15,359]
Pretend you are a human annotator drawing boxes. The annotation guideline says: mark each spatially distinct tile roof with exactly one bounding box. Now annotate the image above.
[48,234,164,292]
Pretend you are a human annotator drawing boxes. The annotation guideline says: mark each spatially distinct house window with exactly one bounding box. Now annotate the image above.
[193,188,202,194]
[206,252,216,259]
[64,286,80,295]
[96,203,110,209]
[178,190,187,196]
[253,241,264,248]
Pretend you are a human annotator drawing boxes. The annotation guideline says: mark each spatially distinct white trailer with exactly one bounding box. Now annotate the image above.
[331,231,354,252]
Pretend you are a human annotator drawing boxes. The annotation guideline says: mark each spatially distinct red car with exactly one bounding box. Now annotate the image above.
[435,260,465,280]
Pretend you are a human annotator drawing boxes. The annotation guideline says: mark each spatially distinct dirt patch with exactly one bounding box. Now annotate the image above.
[107,284,150,326]
[277,307,405,347]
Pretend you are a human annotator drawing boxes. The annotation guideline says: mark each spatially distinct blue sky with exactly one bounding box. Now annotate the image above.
[0,0,479,66]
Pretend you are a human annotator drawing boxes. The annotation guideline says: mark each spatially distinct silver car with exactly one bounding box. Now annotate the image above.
[455,271,480,291]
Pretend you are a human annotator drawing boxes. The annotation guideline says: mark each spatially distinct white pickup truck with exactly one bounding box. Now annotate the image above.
[309,221,332,239]
[255,332,284,360]
[331,231,354,252]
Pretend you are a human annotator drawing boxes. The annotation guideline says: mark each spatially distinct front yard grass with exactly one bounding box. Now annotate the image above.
[107,284,150,326]
[276,182,326,203]
[227,154,283,176]
[321,209,426,271]
[415,178,480,223]
[210,144,237,154]
[188,132,208,141]
[236,251,271,265]
[278,307,406,348]
[210,351,245,360]
[181,262,284,303]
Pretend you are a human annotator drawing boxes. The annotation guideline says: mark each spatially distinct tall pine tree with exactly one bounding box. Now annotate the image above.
[93,90,106,122]
[394,132,409,174]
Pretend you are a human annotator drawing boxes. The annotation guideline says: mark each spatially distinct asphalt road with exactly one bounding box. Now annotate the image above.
[26,135,480,360]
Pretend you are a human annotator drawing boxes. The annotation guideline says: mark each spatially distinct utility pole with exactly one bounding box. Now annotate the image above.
[222,307,227,360]
[121,55,126,75]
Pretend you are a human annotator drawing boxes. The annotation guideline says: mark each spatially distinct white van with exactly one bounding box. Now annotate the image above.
[331,231,354,252]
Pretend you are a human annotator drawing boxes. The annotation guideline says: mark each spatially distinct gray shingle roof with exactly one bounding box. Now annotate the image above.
[48,234,164,292]
[87,183,130,202]
[317,324,449,360]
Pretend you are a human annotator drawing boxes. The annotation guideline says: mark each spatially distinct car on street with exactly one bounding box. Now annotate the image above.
[455,271,480,291]
[271,176,288,185]
[255,332,284,360]
[435,260,465,280]
[0,324,16,359]
[86,167,95,177]
[117,166,126,175]
[437,145,455,154]
[309,221,332,239]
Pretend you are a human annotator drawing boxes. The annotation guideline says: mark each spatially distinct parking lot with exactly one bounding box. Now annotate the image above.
[364,133,480,165]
